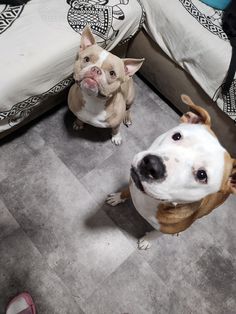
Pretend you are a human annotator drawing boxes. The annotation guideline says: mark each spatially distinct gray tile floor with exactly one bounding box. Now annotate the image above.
[0,76,236,314]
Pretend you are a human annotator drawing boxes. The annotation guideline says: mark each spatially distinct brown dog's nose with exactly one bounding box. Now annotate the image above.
[91,66,102,76]
[139,155,166,180]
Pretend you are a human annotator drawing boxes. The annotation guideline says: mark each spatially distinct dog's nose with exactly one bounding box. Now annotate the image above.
[139,155,166,180]
[91,66,102,76]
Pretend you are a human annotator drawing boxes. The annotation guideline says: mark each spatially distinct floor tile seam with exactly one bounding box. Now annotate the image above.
[0,200,85,313]
[135,249,171,289]
[134,234,218,291]
[81,249,137,305]
[140,253,214,314]
[73,146,116,182]
[163,245,215,288]
[0,197,23,241]
[19,141,103,209]
[79,140,145,187]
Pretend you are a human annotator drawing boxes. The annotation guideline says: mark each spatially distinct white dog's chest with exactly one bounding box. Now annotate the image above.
[129,179,161,230]
[76,94,109,128]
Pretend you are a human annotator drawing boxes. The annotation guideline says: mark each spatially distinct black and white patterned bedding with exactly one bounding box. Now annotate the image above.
[142,0,236,123]
[0,0,145,132]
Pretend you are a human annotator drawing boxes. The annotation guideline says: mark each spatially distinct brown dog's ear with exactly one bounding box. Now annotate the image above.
[80,25,96,51]
[123,58,145,77]
[228,159,236,194]
[180,94,211,126]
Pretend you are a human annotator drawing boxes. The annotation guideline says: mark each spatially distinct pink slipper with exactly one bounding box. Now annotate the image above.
[6,292,36,314]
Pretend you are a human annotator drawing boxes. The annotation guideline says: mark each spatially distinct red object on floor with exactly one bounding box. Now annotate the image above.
[6,292,36,314]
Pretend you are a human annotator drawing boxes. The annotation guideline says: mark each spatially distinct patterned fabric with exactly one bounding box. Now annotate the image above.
[142,0,236,123]
[221,80,236,120]
[0,0,145,133]
[66,0,145,46]
[0,76,73,128]
[0,4,24,34]
[179,0,236,123]
[179,0,227,40]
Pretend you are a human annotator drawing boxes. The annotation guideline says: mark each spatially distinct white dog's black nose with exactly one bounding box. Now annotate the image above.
[139,155,166,180]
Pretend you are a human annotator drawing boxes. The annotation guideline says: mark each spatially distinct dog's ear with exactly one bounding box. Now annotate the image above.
[80,25,96,51]
[227,159,236,194]
[123,58,145,77]
[180,94,211,126]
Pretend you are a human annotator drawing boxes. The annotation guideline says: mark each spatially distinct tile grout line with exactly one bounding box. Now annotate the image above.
[0,197,85,313]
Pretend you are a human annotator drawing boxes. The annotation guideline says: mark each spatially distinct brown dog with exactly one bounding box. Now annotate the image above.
[68,26,144,145]
[107,95,236,249]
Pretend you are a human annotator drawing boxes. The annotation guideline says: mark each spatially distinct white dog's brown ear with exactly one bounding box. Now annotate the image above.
[180,94,211,126]
[228,159,236,194]
[123,58,145,77]
[80,25,96,51]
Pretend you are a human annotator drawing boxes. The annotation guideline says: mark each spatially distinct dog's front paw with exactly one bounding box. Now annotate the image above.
[123,120,132,128]
[138,231,162,250]
[123,111,132,127]
[111,132,122,145]
[106,193,125,206]
[73,120,84,131]
[138,236,152,250]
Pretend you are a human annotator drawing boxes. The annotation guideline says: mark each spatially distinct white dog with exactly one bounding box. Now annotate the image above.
[107,95,236,249]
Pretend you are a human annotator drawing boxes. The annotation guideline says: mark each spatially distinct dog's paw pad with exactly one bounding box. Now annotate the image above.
[111,132,122,145]
[106,193,125,206]
[73,121,84,131]
[138,237,152,250]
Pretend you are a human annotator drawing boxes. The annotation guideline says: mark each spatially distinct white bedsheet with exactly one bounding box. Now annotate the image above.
[142,0,236,122]
[0,0,145,132]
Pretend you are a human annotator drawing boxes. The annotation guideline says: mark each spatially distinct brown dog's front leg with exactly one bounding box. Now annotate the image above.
[111,126,122,145]
[106,186,130,206]
[123,109,132,127]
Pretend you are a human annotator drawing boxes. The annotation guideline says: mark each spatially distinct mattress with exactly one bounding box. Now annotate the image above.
[0,0,145,133]
[142,0,236,123]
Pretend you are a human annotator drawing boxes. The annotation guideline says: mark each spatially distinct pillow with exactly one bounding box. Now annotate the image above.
[200,0,231,10]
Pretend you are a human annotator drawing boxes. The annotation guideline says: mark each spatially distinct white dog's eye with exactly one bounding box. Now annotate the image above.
[172,132,182,141]
[84,56,90,62]
[110,70,116,78]
[195,169,208,184]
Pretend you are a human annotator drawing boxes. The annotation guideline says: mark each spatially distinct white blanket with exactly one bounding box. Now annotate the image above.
[142,0,236,123]
[0,0,145,132]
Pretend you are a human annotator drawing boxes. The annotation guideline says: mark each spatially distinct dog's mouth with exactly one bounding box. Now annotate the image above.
[81,77,98,89]
[130,166,169,202]
[77,78,108,98]
[130,166,144,192]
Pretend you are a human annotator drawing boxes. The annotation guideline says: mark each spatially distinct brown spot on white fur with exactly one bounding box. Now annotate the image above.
[220,152,235,193]
[222,155,236,194]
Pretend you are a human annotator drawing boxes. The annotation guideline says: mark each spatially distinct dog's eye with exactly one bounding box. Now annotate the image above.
[110,70,116,77]
[195,169,208,184]
[84,56,90,62]
[172,132,182,141]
